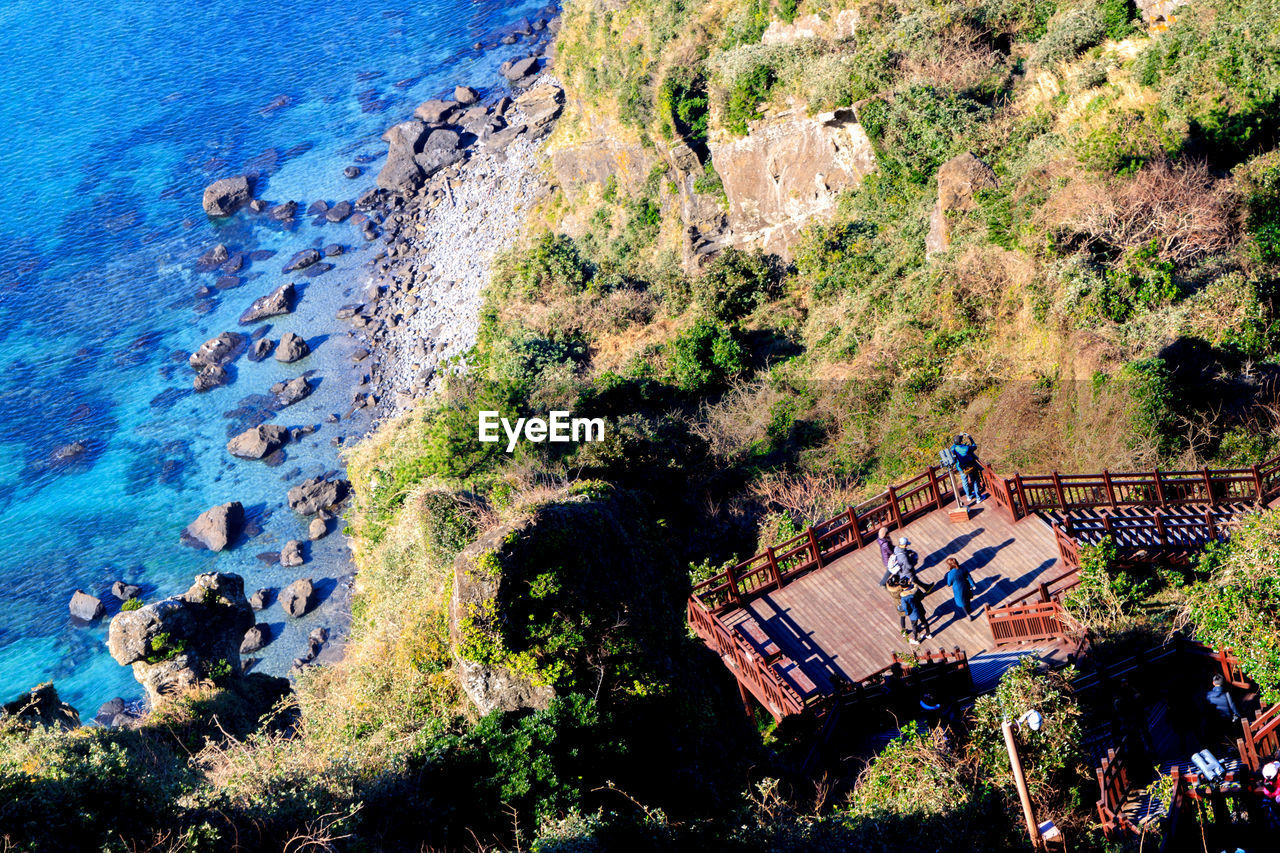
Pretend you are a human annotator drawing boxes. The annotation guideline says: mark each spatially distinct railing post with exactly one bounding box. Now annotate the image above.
[1254,464,1265,504]
[1153,470,1167,506]
[1103,470,1117,508]
[1203,466,1216,505]
[1038,582,1051,603]
[1052,471,1068,512]
[807,528,823,573]
[1205,508,1217,544]
[1154,510,1167,548]
[1014,472,1025,515]
[848,507,864,548]
[725,560,742,606]
[765,547,780,591]
[887,485,903,530]
[928,466,944,509]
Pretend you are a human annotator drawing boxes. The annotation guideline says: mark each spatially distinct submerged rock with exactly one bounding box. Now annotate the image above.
[112,581,141,601]
[283,248,322,272]
[193,364,229,392]
[182,501,244,551]
[107,572,255,707]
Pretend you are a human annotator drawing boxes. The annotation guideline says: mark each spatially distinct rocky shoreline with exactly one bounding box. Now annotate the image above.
[61,17,565,723]
[347,75,563,421]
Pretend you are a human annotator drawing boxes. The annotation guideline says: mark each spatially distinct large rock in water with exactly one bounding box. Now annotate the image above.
[189,332,245,371]
[279,578,315,617]
[287,476,349,515]
[3,683,81,730]
[202,176,252,217]
[226,424,289,459]
[279,540,304,567]
[708,105,876,260]
[238,282,295,324]
[240,623,270,654]
[183,501,244,551]
[107,572,254,707]
[69,590,105,621]
[274,332,310,363]
[926,151,998,257]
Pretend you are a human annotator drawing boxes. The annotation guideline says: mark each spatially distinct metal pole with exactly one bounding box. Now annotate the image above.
[1003,719,1043,849]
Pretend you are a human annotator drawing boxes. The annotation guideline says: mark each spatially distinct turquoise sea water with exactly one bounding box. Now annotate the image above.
[0,0,552,714]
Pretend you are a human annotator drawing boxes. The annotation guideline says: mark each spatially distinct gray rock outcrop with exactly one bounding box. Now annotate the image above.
[107,572,255,707]
[274,332,310,363]
[287,476,349,515]
[709,105,876,260]
[69,590,104,621]
[272,376,312,406]
[279,540,305,567]
[189,332,245,371]
[925,151,998,257]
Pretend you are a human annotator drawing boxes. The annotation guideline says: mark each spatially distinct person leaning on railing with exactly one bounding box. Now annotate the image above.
[949,433,985,505]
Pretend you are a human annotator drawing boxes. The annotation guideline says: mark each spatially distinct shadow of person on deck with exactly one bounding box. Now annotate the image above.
[978,557,1058,607]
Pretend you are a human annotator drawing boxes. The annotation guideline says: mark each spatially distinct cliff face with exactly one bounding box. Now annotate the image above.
[709,106,876,260]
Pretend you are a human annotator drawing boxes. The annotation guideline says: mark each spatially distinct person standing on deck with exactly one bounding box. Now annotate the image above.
[893,536,935,595]
[950,434,984,505]
[877,526,895,586]
[943,557,977,620]
[899,590,932,645]
[887,572,912,637]
[1204,673,1242,746]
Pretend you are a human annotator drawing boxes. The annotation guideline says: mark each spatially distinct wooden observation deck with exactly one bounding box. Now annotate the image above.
[690,455,1280,720]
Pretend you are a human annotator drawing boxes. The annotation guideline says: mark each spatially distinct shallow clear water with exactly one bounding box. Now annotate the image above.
[0,0,553,714]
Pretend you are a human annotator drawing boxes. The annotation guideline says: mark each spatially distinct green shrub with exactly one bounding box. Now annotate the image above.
[1185,510,1280,703]
[1121,358,1180,459]
[1238,150,1280,264]
[1062,536,1151,633]
[658,72,709,142]
[1029,6,1107,68]
[499,234,594,300]
[723,63,776,136]
[969,658,1088,811]
[669,319,749,392]
[691,247,777,322]
[121,597,142,611]
[1097,0,1137,39]
[777,0,799,23]
[858,86,987,184]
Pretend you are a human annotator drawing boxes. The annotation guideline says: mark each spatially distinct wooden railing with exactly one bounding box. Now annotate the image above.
[1096,735,1139,838]
[1005,463,1279,517]
[686,597,806,719]
[987,600,1077,647]
[1236,701,1280,771]
[690,466,953,615]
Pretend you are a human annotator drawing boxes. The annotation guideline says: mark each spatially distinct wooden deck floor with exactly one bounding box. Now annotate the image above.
[724,504,1063,689]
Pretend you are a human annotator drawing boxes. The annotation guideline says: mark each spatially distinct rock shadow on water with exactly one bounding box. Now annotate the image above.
[240,502,274,542]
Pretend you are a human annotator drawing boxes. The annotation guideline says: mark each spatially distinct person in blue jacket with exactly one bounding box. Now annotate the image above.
[944,557,977,620]
[899,591,932,645]
[950,434,984,505]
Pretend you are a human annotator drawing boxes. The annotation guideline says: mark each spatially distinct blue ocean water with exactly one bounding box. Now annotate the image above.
[0,0,553,714]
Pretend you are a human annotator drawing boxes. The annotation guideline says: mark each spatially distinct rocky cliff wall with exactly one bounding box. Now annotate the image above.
[709,106,876,260]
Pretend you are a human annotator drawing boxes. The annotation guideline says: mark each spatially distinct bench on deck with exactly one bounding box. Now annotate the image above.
[772,656,821,701]
[734,615,781,662]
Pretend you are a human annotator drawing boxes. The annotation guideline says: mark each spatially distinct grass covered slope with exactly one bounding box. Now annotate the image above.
[7,0,1280,849]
